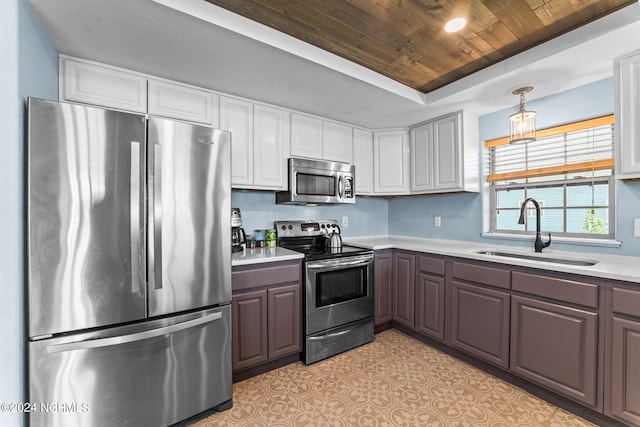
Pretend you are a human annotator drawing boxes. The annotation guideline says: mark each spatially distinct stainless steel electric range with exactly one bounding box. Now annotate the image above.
[275,220,374,365]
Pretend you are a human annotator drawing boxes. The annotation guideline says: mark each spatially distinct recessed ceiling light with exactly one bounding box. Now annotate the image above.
[445,17,467,33]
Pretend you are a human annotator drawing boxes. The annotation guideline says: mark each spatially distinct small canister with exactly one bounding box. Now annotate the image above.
[255,229,266,247]
[266,229,276,247]
[246,233,256,249]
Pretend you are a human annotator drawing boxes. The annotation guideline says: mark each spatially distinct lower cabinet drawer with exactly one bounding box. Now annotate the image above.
[510,295,599,409]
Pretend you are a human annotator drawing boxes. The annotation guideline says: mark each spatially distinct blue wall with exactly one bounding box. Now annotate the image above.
[232,190,388,237]
[389,78,640,256]
[1,1,58,426]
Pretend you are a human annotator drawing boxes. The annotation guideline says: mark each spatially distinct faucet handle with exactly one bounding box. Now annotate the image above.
[544,233,551,248]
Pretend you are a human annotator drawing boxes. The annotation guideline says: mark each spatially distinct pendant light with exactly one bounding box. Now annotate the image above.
[509,86,536,145]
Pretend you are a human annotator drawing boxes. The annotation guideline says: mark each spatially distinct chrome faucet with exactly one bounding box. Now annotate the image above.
[518,197,551,253]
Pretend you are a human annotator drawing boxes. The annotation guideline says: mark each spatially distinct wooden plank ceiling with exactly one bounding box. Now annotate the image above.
[206,0,635,93]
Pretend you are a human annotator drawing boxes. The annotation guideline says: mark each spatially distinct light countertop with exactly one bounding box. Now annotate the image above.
[345,235,640,284]
[232,246,303,267]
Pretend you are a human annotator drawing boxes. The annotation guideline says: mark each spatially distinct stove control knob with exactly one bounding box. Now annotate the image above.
[287,225,293,230]
[281,225,287,231]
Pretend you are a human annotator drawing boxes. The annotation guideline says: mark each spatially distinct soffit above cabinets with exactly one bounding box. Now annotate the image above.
[26,0,640,128]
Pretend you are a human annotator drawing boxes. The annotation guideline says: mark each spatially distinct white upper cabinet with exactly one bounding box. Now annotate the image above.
[148,79,218,126]
[323,121,353,163]
[60,57,147,113]
[373,129,410,195]
[291,113,323,159]
[220,96,254,187]
[253,104,290,190]
[615,50,640,179]
[433,113,461,190]
[410,111,479,194]
[410,122,434,192]
[353,128,374,195]
[291,113,354,163]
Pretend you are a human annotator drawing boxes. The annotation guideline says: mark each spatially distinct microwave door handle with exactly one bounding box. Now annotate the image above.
[293,170,298,196]
[338,174,344,199]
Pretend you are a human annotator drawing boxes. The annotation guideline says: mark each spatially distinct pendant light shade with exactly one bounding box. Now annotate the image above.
[509,86,536,145]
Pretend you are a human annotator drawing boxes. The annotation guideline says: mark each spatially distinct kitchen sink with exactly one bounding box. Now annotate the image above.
[474,250,598,266]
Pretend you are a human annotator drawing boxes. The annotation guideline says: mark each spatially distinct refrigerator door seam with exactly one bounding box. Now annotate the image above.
[45,311,222,354]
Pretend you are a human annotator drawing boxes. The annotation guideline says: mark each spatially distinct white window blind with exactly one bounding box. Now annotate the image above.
[486,115,614,183]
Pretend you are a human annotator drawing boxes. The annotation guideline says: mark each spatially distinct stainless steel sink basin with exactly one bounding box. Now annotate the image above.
[474,250,598,266]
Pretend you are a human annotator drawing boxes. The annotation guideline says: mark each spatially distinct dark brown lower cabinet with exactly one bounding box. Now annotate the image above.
[392,251,416,328]
[608,285,640,426]
[268,284,301,359]
[415,271,445,340]
[374,251,393,327]
[450,280,510,368]
[232,289,268,370]
[232,260,302,373]
[510,295,598,408]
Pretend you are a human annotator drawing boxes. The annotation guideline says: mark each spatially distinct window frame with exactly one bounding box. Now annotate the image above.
[485,116,615,240]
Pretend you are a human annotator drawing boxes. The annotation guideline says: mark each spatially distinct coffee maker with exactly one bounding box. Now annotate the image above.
[231,207,246,253]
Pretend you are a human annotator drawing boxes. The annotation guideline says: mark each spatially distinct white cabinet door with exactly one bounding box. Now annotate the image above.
[148,79,218,126]
[323,121,353,163]
[353,128,373,195]
[253,104,290,190]
[220,97,254,186]
[291,114,323,159]
[615,51,640,179]
[433,113,461,190]
[409,111,478,195]
[60,57,147,113]
[410,122,434,192]
[374,130,410,194]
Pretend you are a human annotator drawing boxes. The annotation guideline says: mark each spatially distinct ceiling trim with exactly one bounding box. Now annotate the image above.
[152,0,426,106]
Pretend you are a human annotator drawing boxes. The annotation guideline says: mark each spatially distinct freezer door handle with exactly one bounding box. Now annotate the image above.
[148,143,163,290]
[45,311,222,354]
[130,141,142,295]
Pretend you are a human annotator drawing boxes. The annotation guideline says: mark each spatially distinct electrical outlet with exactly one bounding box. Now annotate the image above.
[342,216,349,227]
[634,218,640,237]
[434,216,441,227]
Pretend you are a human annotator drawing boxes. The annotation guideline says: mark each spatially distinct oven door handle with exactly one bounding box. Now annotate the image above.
[306,255,373,271]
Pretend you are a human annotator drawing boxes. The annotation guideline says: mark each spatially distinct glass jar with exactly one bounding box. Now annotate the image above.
[255,229,266,247]
[266,229,276,247]
[245,233,256,249]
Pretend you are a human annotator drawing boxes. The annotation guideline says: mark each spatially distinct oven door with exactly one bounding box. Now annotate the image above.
[305,254,374,335]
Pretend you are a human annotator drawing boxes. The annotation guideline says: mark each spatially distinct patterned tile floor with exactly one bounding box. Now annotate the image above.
[193,330,594,426]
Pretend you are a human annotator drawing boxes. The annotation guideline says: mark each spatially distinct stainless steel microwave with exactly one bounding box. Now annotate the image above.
[276,157,356,205]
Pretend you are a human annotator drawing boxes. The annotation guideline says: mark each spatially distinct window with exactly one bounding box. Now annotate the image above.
[486,115,615,239]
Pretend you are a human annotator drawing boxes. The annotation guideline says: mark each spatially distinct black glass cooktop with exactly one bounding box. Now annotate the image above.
[283,244,372,261]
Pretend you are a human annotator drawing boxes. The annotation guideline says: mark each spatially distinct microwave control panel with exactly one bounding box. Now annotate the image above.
[343,175,354,199]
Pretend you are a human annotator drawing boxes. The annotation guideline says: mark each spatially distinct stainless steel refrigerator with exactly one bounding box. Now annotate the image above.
[27,98,232,427]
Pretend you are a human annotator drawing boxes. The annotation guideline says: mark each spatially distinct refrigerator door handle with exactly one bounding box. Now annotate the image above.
[45,311,222,354]
[130,141,142,295]
[148,143,163,290]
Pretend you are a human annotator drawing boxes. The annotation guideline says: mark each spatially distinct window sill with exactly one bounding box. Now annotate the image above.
[481,232,622,248]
